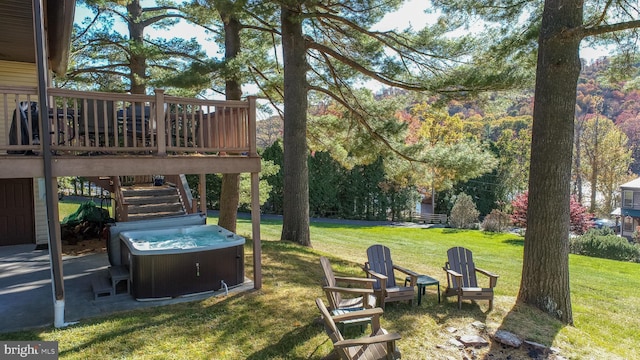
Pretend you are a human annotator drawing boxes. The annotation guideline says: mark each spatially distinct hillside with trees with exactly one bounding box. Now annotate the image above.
[253,58,638,220]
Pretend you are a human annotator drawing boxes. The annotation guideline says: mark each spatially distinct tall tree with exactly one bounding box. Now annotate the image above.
[495,126,531,201]
[187,0,283,231]
[68,0,210,94]
[579,115,633,215]
[217,2,243,233]
[281,2,311,245]
[522,0,639,324]
[190,0,248,233]
[275,0,511,245]
[432,0,640,324]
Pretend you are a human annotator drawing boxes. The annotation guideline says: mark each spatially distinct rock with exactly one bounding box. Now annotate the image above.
[458,335,489,347]
[493,330,522,348]
[524,340,547,350]
[465,348,478,359]
[449,338,464,348]
[524,340,549,355]
[446,326,458,333]
[471,321,486,330]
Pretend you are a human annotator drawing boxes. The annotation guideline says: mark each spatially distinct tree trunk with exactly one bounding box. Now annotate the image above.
[517,0,582,325]
[589,117,599,213]
[574,120,582,202]
[127,0,146,95]
[218,11,243,233]
[280,5,311,246]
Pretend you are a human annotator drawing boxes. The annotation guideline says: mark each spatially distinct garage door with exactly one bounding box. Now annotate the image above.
[0,178,34,245]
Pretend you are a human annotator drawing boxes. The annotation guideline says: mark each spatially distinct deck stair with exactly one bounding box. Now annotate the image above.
[120,184,186,221]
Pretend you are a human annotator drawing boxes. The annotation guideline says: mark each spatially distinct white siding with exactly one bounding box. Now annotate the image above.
[33,178,49,245]
[0,61,44,244]
[0,60,37,148]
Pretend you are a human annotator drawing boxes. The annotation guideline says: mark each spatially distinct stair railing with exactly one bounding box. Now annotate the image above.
[165,174,197,214]
[113,176,129,221]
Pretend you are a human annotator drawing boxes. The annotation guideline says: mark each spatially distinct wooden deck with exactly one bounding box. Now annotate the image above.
[0,86,259,178]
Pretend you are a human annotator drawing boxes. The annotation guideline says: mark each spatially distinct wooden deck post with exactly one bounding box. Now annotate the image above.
[155,89,166,155]
[248,96,257,157]
[251,171,262,289]
[199,173,207,214]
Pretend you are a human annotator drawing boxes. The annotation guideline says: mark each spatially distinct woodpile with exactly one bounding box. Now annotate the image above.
[61,221,106,245]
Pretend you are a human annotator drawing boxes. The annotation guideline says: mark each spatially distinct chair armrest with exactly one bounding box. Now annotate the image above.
[393,264,419,286]
[363,268,387,292]
[334,276,377,288]
[331,307,383,323]
[393,264,419,277]
[333,332,401,348]
[444,268,463,279]
[323,285,375,295]
[363,268,388,281]
[475,267,499,288]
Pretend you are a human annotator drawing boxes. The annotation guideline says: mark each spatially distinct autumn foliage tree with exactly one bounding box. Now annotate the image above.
[511,192,594,235]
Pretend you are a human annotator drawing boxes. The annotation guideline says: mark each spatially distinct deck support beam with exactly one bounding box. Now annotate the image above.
[251,171,261,289]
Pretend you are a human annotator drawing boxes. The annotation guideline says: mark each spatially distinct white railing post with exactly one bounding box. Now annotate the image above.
[155,89,166,155]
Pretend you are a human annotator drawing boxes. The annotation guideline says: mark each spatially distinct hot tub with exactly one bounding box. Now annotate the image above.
[119,224,245,300]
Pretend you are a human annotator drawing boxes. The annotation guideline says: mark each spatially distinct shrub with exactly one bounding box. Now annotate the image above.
[511,191,594,235]
[449,193,480,229]
[570,229,640,262]
[482,209,511,233]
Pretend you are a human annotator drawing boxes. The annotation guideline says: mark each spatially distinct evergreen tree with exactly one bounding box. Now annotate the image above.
[67,0,211,94]
[449,192,480,229]
[432,0,640,324]
[261,140,284,214]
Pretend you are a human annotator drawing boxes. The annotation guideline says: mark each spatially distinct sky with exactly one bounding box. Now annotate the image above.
[74,0,611,99]
[75,0,610,62]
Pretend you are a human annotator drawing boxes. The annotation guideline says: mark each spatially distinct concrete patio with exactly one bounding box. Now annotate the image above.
[0,244,253,334]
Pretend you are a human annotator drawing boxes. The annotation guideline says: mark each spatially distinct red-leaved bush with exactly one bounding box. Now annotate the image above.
[510,191,594,235]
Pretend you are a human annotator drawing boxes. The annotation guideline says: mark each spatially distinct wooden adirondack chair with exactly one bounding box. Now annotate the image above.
[363,244,418,309]
[321,256,377,312]
[443,246,499,309]
[316,298,402,360]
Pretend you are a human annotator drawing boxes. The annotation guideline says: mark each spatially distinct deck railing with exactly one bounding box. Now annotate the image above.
[0,86,257,156]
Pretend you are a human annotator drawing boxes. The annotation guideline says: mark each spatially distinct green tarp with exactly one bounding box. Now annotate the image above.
[61,201,111,226]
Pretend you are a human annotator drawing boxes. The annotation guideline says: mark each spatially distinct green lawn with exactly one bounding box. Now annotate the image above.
[58,197,112,221]
[2,213,638,359]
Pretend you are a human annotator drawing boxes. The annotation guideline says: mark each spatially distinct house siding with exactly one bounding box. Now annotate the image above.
[33,178,49,245]
[0,61,46,245]
[0,60,38,148]
[619,178,640,239]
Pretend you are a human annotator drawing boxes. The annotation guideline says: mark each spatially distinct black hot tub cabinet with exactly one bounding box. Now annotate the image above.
[119,225,245,300]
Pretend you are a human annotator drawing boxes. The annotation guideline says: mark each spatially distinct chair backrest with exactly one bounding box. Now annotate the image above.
[366,244,397,289]
[320,256,342,309]
[315,298,345,346]
[445,247,478,288]
[80,99,116,135]
[9,101,39,146]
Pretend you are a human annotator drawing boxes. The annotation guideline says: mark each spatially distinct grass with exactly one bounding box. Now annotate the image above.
[58,197,112,221]
[3,207,638,359]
